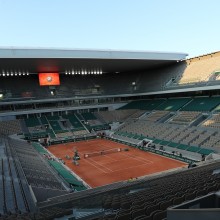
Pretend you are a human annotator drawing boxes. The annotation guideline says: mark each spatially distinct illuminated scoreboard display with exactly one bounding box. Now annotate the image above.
[38,73,60,86]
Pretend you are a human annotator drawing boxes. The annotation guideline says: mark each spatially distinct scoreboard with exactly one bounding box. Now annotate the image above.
[38,73,60,86]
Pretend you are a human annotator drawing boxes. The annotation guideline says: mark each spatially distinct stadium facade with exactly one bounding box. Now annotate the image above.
[1,48,220,220]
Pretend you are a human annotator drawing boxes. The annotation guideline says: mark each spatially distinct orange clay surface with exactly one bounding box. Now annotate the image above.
[47,139,186,188]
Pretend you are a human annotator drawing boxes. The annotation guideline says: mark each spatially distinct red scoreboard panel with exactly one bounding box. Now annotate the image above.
[38,73,60,86]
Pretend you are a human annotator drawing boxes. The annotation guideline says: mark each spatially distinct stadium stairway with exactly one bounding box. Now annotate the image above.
[190,114,208,126]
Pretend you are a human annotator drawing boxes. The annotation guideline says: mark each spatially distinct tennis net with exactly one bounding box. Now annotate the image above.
[84,148,122,158]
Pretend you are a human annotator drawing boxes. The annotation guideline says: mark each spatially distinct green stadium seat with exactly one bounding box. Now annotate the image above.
[168,142,179,148]
[25,117,41,127]
[155,98,191,111]
[81,112,97,120]
[181,97,220,112]
[187,146,201,153]
[119,99,165,110]
[198,148,215,155]
[153,139,162,144]
[63,114,85,129]
[177,144,188,150]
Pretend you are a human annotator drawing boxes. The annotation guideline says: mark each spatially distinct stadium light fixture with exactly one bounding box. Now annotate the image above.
[0,94,3,98]
[2,73,5,76]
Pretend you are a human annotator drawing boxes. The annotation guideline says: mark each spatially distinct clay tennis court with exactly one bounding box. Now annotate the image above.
[47,139,186,188]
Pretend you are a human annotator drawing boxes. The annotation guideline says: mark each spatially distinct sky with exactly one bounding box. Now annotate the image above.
[0,0,220,58]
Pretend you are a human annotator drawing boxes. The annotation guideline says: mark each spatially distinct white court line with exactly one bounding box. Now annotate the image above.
[103,154,118,162]
[96,143,154,165]
[113,163,153,172]
[91,151,153,170]
[88,158,114,172]
[102,156,152,169]
[124,152,154,164]
[66,149,108,173]
[66,147,153,173]
[82,157,109,174]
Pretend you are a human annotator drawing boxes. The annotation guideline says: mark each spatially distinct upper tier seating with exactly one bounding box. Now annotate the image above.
[48,120,64,133]
[24,117,41,127]
[176,52,220,84]
[62,114,84,129]
[96,109,139,123]
[62,114,89,134]
[39,116,48,125]
[181,97,220,112]
[81,112,97,121]
[120,99,166,110]
[77,112,109,130]
[0,64,182,99]
[24,115,89,138]
[155,98,191,111]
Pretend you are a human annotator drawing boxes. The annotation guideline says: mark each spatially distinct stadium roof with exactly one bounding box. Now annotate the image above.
[0,47,188,73]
